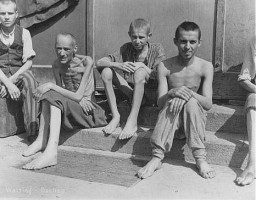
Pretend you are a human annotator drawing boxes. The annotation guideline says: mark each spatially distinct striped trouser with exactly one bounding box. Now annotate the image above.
[151,98,207,161]
[17,70,39,136]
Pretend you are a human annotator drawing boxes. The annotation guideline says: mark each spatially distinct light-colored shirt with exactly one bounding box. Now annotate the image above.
[238,36,256,82]
[0,26,36,63]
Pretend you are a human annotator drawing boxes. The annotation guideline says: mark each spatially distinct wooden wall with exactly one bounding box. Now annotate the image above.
[93,0,216,62]
[29,0,87,65]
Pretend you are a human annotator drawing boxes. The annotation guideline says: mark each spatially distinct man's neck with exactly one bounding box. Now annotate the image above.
[1,25,15,35]
[177,55,195,67]
[134,43,149,61]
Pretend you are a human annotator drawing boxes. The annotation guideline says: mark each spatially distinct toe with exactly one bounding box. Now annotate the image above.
[209,171,216,179]
[241,174,254,185]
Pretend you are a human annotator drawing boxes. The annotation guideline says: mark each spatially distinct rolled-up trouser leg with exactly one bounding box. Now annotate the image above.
[151,102,181,160]
[245,93,256,112]
[182,98,207,160]
[19,70,39,136]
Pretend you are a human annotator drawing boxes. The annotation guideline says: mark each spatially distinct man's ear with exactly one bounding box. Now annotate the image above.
[173,38,178,46]
[128,31,131,37]
[74,45,78,53]
[148,32,152,39]
[198,39,202,47]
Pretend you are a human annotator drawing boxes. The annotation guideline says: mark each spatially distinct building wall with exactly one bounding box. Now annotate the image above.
[94,0,216,62]
[30,0,87,65]
[224,0,255,68]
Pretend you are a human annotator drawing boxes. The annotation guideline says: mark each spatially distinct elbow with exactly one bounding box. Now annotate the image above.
[87,57,94,69]
[157,100,164,109]
[96,60,104,69]
[204,101,213,111]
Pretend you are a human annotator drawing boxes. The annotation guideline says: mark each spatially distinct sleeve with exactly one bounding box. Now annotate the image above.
[108,44,127,63]
[151,43,166,70]
[22,28,36,63]
[238,36,256,82]
[154,43,166,66]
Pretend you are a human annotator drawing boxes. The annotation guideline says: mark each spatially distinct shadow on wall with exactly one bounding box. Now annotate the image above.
[27,5,77,37]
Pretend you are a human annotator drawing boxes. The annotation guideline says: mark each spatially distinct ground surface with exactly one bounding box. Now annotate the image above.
[0,133,255,200]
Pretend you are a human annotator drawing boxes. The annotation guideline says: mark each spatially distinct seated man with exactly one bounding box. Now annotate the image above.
[22,33,107,170]
[236,35,256,186]
[0,0,38,140]
[137,21,216,179]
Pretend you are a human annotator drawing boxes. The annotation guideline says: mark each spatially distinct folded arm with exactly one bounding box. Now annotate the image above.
[34,56,94,102]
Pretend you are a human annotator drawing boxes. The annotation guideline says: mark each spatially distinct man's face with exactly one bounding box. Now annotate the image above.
[55,35,76,65]
[129,27,151,51]
[0,3,18,28]
[174,29,201,60]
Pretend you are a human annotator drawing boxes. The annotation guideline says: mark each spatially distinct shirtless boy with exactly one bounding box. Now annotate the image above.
[137,21,216,179]
[96,18,165,139]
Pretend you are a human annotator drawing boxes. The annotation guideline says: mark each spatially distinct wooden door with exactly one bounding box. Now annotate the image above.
[213,0,255,100]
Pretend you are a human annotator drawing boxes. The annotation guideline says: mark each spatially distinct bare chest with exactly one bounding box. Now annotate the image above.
[167,68,202,91]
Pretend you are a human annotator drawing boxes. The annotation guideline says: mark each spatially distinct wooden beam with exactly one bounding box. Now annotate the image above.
[86,0,95,59]
[214,0,226,72]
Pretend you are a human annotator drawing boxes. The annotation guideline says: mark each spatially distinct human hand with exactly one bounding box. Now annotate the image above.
[120,62,136,73]
[168,97,186,115]
[132,62,152,74]
[168,86,193,101]
[33,82,52,101]
[79,98,96,115]
[6,82,21,101]
[0,85,7,98]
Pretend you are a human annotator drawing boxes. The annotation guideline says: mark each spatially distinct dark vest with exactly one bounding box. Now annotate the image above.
[0,25,23,75]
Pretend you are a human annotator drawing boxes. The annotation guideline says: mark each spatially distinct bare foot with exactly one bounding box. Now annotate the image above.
[196,159,216,179]
[137,157,162,179]
[22,152,57,170]
[22,139,46,157]
[235,166,255,186]
[103,115,120,135]
[118,124,137,140]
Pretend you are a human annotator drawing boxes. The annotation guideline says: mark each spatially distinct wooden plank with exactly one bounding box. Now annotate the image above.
[214,0,226,72]
[86,0,95,59]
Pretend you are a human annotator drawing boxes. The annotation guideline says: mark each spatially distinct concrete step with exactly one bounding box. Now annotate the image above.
[116,103,246,134]
[60,127,248,169]
[32,65,246,134]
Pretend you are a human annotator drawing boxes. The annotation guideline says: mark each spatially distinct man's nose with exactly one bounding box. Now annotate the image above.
[184,42,191,49]
[60,49,65,56]
[135,38,140,43]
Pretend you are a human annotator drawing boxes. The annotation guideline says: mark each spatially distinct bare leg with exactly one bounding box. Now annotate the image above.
[236,109,256,186]
[22,101,50,157]
[101,68,132,134]
[137,157,162,179]
[119,68,147,139]
[23,105,61,170]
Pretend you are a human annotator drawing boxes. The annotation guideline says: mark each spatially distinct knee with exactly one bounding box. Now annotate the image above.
[184,98,198,114]
[134,68,147,85]
[101,68,113,82]
[246,93,256,102]
[245,93,256,112]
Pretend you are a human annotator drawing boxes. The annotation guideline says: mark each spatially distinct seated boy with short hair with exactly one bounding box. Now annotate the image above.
[137,21,216,179]
[96,18,165,139]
